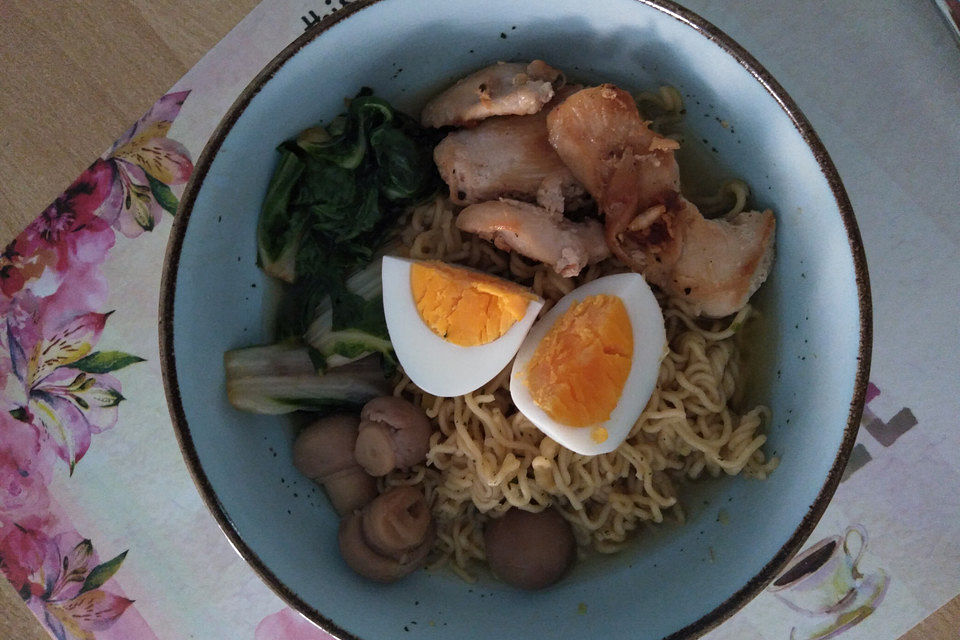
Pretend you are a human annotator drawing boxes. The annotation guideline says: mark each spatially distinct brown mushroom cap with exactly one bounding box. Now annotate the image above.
[292,414,360,480]
[337,487,435,583]
[354,397,432,477]
[484,507,576,590]
[361,485,432,558]
[323,466,378,516]
[353,422,397,477]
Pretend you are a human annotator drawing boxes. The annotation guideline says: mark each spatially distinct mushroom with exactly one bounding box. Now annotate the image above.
[353,397,432,477]
[338,485,435,582]
[361,485,433,557]
[292,414,377,515]
[484,507,576,590]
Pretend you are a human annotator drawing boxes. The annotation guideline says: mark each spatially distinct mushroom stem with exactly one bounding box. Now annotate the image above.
[323,466,378,516]
[292,414,377,515]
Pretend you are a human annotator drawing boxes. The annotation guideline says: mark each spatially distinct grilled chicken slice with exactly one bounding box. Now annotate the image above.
[434,110,568,205]
[654,202,775,318]
[456,199,610,277]
[547,84,775,316]
[433,85,585,209]
[421,60,563,128]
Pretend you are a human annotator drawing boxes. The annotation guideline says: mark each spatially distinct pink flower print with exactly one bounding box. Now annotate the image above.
[98,91,193,237]
[5,532,134,640]
[1,160,116,303]
[4,309,141,473]
[0,445,51,526]
[0,396,56,498]
[0,518,58,595]
[255,607,336,640]
[28,369,123,473]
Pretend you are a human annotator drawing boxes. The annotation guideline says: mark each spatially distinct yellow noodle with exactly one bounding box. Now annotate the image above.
[383,197,777,580]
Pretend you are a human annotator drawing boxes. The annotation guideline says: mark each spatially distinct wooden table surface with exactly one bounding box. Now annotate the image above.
[0,2,956,639]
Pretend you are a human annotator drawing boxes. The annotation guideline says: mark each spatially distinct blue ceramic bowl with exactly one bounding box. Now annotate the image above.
[160,1,871,638]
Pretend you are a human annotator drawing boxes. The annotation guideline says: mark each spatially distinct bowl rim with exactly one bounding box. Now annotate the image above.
[158,1,873,638]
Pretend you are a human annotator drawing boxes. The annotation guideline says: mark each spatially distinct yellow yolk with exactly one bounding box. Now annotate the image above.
[523,294,633,427]
[410,261,537,347]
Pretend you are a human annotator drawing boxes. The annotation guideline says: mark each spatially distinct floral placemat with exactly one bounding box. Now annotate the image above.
[1,1,957,639]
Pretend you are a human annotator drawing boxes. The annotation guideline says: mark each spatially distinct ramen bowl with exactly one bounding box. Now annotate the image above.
[159,0,871,638]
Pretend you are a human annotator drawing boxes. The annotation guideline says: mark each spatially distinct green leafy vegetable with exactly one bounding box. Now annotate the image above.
[224,349,390,414]
[303,261,395,373]
[255,89,441,338]
[312,328,395,370]
[223,342,317,379]
[257,149,306,282]
[370,126,435,201]
[229,90,438,415]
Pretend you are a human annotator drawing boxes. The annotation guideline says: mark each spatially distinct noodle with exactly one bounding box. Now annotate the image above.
[384,197,777,579]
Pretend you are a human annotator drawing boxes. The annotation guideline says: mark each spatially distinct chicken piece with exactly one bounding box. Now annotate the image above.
[668,206,775,318]
[433,86,587,209]
[546,84,680,221]
[421,60,564,128]
[434,110,568,205]
[547,84,775,316]
[456,199,610,277]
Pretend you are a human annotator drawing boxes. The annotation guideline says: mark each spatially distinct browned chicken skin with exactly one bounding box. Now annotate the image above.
[547,84,775,317]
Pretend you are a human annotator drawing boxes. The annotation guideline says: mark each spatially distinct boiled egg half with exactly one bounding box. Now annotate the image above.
[510,273,666,455]
[382,256,544,397]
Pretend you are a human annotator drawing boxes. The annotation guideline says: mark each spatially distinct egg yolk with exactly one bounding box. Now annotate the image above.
[523,294,633,427]
[410,261,537,347]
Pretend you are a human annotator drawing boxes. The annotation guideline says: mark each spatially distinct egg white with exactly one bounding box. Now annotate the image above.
[381,256,545,397]
[509,273,666,455]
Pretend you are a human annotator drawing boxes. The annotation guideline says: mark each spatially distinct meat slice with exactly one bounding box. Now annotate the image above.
[421,60,563,128]
[456,199,610,277]
[666,206,776,318]
[546,84,680,224]
[547,84,776,317]
[433,109,568,206]
[434,84,587,209]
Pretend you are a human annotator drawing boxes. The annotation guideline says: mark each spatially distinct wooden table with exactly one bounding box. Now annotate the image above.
[0,2,956,638]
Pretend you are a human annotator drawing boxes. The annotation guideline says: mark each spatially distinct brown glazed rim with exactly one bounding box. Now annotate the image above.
[158,1,872,639]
